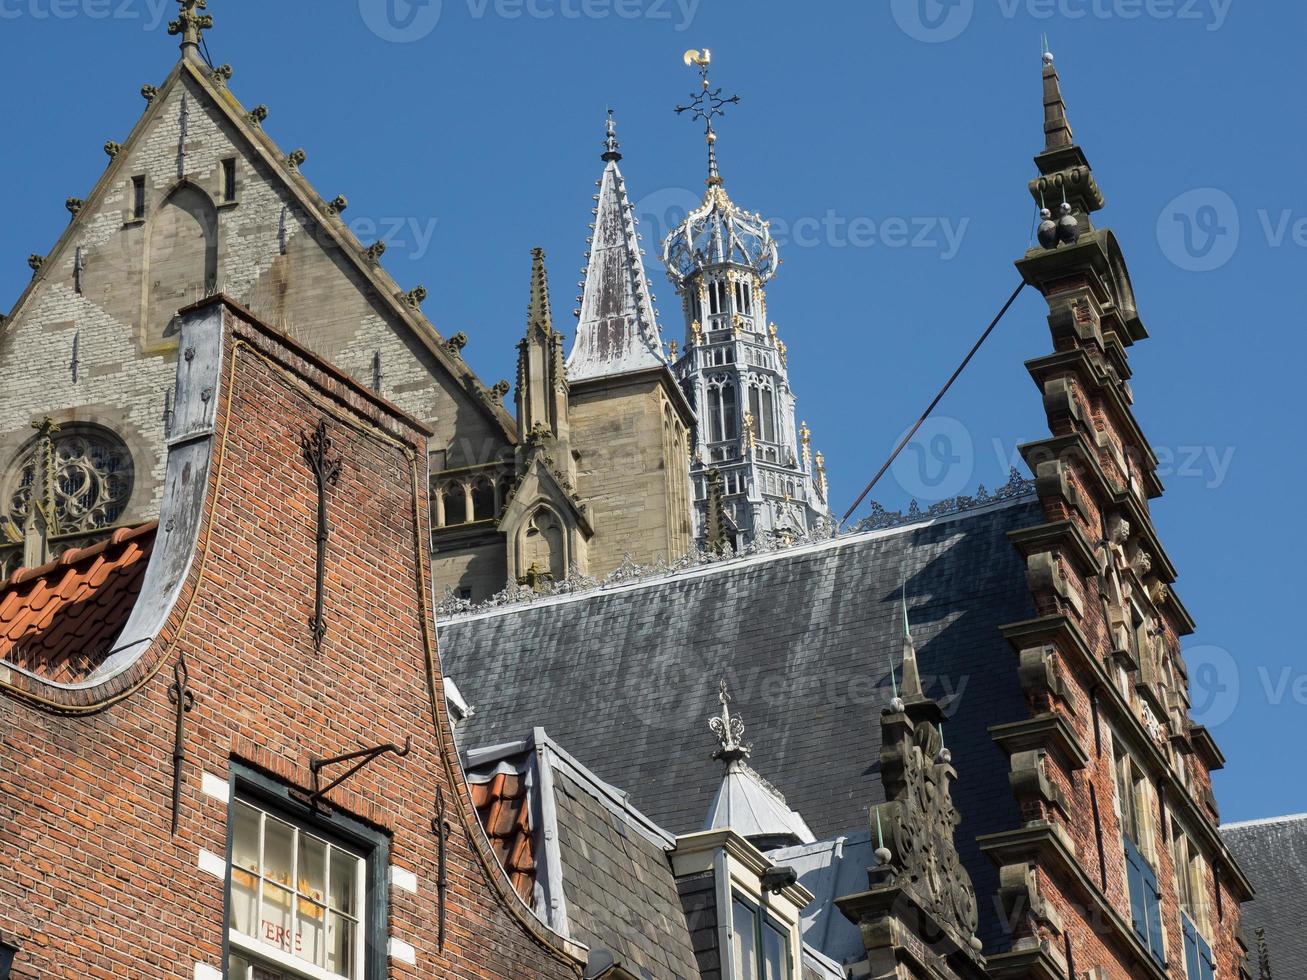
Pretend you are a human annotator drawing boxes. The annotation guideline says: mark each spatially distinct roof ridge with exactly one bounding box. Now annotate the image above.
[5,522,159,588]
[438,490,1037,624]
[1221,812,1307,831]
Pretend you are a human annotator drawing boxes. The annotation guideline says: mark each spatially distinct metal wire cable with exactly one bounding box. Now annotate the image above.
[839,280,1028,525]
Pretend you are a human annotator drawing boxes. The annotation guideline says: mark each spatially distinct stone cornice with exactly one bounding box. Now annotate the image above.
[1009,519,1100,579]
[990,712,1090,772]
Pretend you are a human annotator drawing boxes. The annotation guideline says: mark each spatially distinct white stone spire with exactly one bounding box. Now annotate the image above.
[566,112,666,383]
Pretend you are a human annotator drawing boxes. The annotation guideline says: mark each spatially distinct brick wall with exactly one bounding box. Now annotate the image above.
[0,299,580,979]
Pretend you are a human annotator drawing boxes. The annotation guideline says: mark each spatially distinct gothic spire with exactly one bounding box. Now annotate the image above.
[565,113,666,383]
[168,0,213,59]
[527,246,553,336]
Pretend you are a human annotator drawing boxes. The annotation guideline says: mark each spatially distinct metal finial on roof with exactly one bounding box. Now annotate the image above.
[602,109,622,162]
[168,0,213,56]
[676,48,740,187]
[709,679,750,763]
[1041,34,1054,66]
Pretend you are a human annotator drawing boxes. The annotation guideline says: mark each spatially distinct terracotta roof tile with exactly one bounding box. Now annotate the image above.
[0,522,157,684]
[469,771,536,905]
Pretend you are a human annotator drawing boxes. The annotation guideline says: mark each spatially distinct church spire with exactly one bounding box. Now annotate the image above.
[527,246,553,336]
[516,249,570,451]
[168,0,213,60]
[565,112,666,383]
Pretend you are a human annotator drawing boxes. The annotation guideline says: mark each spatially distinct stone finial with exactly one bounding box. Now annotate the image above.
[27,254,45,276]
[66,198,84,218]
[527,247,553,335]
[491,380,511,402]
[405,286,428,309]
[246,105,269,127]
[327,195,348,216]
[709,679,750,763]
[366,241,386,264]
[668,340,679,360]
[287,148,307,172]
[443,332,468,355]
[211,64,234,85]
[168,0,213,52]
[104,141,122,159]
[602,108,622,162]
[141,84,159,103]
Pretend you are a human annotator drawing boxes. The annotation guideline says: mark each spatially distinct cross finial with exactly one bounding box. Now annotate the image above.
[602,108,622,162]
[709,679,750,762]
[169,0,213,56]
[676,48,740,187]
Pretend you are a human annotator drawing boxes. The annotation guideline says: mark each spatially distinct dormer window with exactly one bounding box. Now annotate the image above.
[730,894,790,980]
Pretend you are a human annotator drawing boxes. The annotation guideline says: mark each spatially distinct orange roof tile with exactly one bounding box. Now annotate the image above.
[0,523,157,684]
[469,770,536,904]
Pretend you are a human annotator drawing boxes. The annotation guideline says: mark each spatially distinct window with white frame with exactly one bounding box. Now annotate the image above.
[227,797,368,980]
[730,894,789,980]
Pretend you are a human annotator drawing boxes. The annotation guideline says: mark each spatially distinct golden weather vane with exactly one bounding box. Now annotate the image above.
[675,48,740,186]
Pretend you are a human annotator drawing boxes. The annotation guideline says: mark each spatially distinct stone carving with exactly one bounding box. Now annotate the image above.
[867,625,984,961]
[104,141,122,159]
[27,255,44,275]
[167,0,212,46]
[141,85,159,103]
[443,332,468,355]
[246,105,269,127]
[211,64,234,85]
[326,195,348,216]
[287,148,307,172]
[405,286,428,309]
[857,468,1035,533]
[490,380,511,403]
[65,198,84,218]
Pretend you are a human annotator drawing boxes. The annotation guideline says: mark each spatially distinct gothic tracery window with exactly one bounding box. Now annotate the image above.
[3,425,134,537]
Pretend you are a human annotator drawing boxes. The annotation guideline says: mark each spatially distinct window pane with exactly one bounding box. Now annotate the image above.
[732,899,758,980]
[328,911,358,980]
[230,866,258,938]
[227,952,251,980]
[762,920,787,980]
[232,801,261,876]
[262,884,294,953]
[263,816,295,889]
[298,835,327,905]
[329,850,358,915]
[297,899,326,968]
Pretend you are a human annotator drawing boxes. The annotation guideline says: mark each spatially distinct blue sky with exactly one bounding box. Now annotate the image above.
[1,0,1302,822]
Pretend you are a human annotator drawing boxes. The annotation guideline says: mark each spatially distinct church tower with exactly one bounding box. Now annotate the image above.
[563,115,695,576]
[662,51,830,549]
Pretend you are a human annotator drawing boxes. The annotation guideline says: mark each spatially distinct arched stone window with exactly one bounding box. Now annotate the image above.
[471,479,496,521]
[520,507,565,583]
[3,424,134,536]
[145,183,219,348]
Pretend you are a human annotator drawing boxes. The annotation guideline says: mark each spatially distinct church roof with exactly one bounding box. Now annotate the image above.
[566,116,667,383]
[439,493,1040,949]
[1221,813,1307,973]
[0,522,156,684]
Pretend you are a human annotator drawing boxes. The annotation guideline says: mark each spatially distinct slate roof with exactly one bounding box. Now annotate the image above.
[0,522,156,683]
[1221,813,1307,978]
[465,731,701,979]
[440,496,1040,949]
